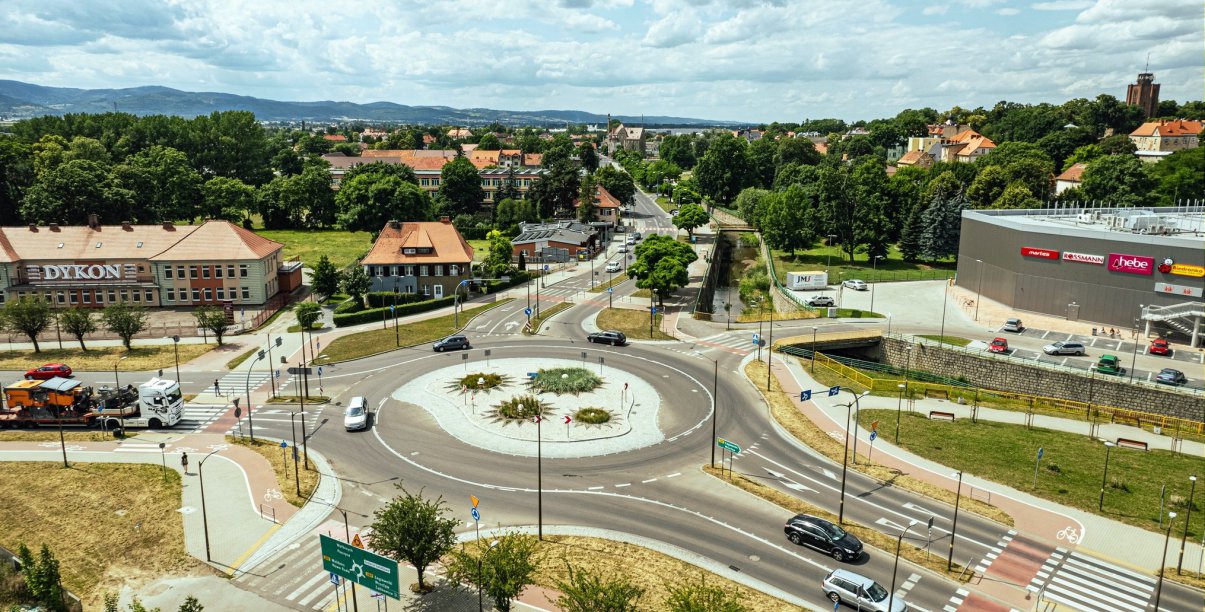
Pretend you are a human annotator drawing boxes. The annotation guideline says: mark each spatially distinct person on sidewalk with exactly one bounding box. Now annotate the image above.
[181,452,189,475]
[213,379,221,396]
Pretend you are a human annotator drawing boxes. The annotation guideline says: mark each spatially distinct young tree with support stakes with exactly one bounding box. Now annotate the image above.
[192,306,231,345]
[101,301,149,350]
[0,297,53,353]
[340,266,371,306]
[310,255,340,299]
[445,532,542,612]
[368,485,458,593]
[664,574,747,612]
[554,564,645,612]
[294,301,322,331]
[58,307,97,351]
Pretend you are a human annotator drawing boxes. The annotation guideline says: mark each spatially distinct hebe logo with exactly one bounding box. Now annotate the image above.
[1108,253,1154,275]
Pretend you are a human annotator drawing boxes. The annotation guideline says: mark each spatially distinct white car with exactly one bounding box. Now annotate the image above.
[344,396,368,431]
[618,245,628,253]
[605,261,621,273]
[842,279,868,291]
[626,236,637,245]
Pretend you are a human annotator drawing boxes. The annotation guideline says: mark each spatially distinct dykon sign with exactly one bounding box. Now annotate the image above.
[32,264,125,281]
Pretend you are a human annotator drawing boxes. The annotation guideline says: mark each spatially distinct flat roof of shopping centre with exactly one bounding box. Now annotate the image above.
[963,206,1205,248]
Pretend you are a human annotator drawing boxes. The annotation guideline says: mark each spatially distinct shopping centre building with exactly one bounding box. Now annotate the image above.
[956,207,1205,346]
[0,218,301,310]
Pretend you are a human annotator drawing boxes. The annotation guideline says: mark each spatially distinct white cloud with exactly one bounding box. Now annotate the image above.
[1031,0,1091,10]
[997,7,1020,15]
[922,5,949,15]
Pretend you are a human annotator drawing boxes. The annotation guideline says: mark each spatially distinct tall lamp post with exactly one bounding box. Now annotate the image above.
[811,326,819,372]
[199,449,221,562]
[709,359,718,468]
[1128,309,1143,383]
[535,413,543,541]
[837,390,870,524]
[889,520,920,612]
[826,234,837,270]
[1098,441,1116,511]
[895,383,906,444]
[766,303,775,390]
[114,356,128,434]
[947,470,964,571]
[266,335,282,398]
[869,255,885,314]
[170,335,181,383]
[973,259,984,322]
[245,349,265,442]
[1178,474,1198,574]
[1154,512,1177,611]
[938,280,949,342]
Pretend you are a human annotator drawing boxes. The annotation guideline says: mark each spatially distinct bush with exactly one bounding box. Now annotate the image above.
[333,297,365,315]
[365,291,425,309]
[531,368,602,395]
[332,296,456,327]
[574,408,611,424]
[455,373,507,391]
[493,395,549,420]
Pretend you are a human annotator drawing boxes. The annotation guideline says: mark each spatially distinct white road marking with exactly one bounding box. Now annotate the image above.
[641,478,658,483]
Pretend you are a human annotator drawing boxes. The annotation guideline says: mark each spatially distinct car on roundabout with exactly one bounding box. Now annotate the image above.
[784,514,863,561]
[842,279,868,291]
[821,569,906,612]
[433,335,471,352]
[587,330,627,346]
[344,396,369,431]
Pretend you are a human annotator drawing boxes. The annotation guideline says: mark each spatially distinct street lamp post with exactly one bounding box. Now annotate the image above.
[837,390,870,524]
[869,255,885,314]
[766,303,774,390]
[1154,512,1178,610]
[266,335,281,398]
[245,350,265,442]
[288,411,304,497]
[475,539,500,612]
[536,413,543,540]
[947,470,964,571]
[938,280,949,342]
[974,259,984,322]
[709,359,718,468]
[811,326,818,372]
[1129,309,1143,383]
[171,335,181,383]
[896,383,906,444]
[1099,441,1116,511]
[826,234,837,269]
[1179,475,1198,574]
[198,449,221,562]
[889,520,920,612]
[114,356,128,434]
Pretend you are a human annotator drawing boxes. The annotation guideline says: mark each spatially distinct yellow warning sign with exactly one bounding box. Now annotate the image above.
[470,495,480,508]
[351,533,364,549]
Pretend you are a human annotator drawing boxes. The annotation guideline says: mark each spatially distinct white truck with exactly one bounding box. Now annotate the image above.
[94,377,185,430]
[786,271,829,291]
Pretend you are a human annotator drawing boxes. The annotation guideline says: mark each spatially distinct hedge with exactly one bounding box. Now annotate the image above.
[365,291,425,309]
[333,297,365,315]
[333,295,456,327]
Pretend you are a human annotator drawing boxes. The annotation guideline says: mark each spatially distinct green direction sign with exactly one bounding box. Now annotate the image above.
[320,534,400,599]
[716,437,741,454]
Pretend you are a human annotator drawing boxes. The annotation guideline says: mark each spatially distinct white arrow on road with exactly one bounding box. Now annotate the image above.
[504,321,521,331]
[875,517,908,532]
[903,502,939,517]
[765,468,816,493]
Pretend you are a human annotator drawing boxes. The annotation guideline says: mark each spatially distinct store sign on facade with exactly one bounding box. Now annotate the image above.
[1107,253,1154,275]
[1021,247,1059,260]
[26,264,128,282]
[1169,263,1205,278]
[1062,251,1104,265]
[1155,282,1204,298]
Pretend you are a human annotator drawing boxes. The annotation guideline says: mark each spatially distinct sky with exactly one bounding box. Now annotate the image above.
[0,0,1200,123]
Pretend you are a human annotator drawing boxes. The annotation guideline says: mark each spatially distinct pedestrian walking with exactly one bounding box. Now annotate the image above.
[181,451,189,475]
[213,379,220,396]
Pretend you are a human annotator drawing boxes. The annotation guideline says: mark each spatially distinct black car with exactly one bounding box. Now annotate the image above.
[785,514,863,561]
[433,335,471,352]
[587,330,627,346]
[1155,368,1187,386]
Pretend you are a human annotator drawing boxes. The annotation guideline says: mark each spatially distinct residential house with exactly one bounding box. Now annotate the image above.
[360,128,388,141]
[574,184,622,228]
[361,218,473,298]
[323,134,347,143]
[1129,120,1201,163]
[1055,163,1087,194]
[511,221,598,262]
[325,150,545,203]
[607,123,646,154]
[447,128,473,139]
[940,130,995,163]
[895,150,934,169]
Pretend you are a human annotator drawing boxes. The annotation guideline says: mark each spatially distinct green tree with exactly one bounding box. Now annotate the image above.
[193,306,231,345]
[775,137,821,167]
[0,138,34,226]
[897,202,926,262]
[102,301,150,349]
[294,301,322,330]
[734,187,773,229]
[58,307,97,351]
[368,486,458,593]
[1150,147,1204,206]
[658,135,697,169]
[595,165,635,205]
[1080,154,1154,207]
[21,159,133,225]
[1098,134,1137,156]
[177,595,204,612]
[1062,144,1104,172]
[673,202,709,238]
[578,141,599,173]
[445,534,541,612]
[851,159,892,260]
[477,133,502,150]
[664,575,747,612]
[114,145,203,222]
[439,156,485,217]
[311,255,340,299]
[745,136,778,189]
[494,198,537,233]
[0,297,53,353]
[627,234,697,307]
[335,175,436,234]
[693,133,749,204]
[966,165,1010,208]
[200,176,256,222]
[18,543,65,611]
[190,110,273,185]
[64,136,112,165]
[994,181,1042,209]
[528,160,579,218]
[919,186,967,262]
[555,564,644,612]
[340,266,372,305]
[482,229,514,277]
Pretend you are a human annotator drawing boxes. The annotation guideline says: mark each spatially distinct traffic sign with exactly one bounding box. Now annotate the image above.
[470,495,479,508]
[287,367,313,376]
[800,390,812,402]
[827,386,840,397]
[351,533,364,549]
[532,415,541,423]
[275,369,281,379]
[752,333,759,345]
[716,437,741,454]
[544,264,550,271]
[317,366,323,376]
[563,415,572,424]
[280,441,288,448]
[470,507,480,522]
[607,287,613,293]
[320,534,400,599]
[869,431,877,442]
[1037,447,1044,459]
[330,572,341,586]
[650,306,657,314]
[871,420,879,432]
[524,307,532,316]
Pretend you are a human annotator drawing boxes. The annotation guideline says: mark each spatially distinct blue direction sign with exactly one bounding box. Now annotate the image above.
[524,307,532,316]
[827,385,841,397]
[752,333,760,345]
[607,287,613,293]
[471,507,480,522]
[869,431,877,442]
[716,437,741,453]
[280,441,287,448]
[650,306,657,314]
[800,390,812,402]
[330,572,340,586]
[544,264,550,271]
[320,534,400,599]
[1037,447,1044,459]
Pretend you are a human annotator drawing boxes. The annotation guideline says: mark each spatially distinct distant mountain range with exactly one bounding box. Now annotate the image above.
[0,80,735,127]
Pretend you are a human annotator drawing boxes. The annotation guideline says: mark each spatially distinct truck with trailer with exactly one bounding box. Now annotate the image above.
[786,271,829,291]
[1,377,184,430]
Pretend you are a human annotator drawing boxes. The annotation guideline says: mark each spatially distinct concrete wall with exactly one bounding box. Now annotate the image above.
[879,337,1203,422]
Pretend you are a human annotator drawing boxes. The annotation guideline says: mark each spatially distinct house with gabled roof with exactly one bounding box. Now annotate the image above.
[361,218,474,298]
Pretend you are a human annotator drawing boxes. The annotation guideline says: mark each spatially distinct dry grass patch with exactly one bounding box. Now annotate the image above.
[702,466,969,580]
[596,308,673,341]
[0,463,199,604]
[227,436,319,509]
[0,344,213,372]
[0,430,113,443]
[587,274,631,293]
[745,360,1013,527]
[314,299,512,364]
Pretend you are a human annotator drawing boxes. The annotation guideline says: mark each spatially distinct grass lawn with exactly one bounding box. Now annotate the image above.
[587,274,632,293]
[858,409,1205,540]
[526,302,573,335]
[0,430,113,443]
[257,229,373,269]
[771,243,956,285]
[596,308,674,341]
[0,463,197,606]
[0,344,213,373]
[227,436,319,509]
[653,195,675,213]
[466,239,491,262]
[313,299,512,364]
[917,334,972,347]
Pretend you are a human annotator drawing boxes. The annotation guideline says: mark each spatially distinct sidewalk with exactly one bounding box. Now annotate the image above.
[768,352,1203,598]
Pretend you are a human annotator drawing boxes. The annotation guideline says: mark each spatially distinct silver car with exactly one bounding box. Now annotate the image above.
[842,279,868,291]
[1042,341,1086,355]
[822,569,906,612]
[1002,318,1024,333]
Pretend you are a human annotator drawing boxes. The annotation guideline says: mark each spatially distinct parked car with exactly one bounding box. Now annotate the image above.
[842,279,868,291]
[1094,354,1125,375]
[806,295,835,307]
[1155,368,1188,386]
[1002,318,1024,333]
[631,232,642,240]
[822,569,906,612]
[1042,341,1086,355]
[433,335,471,352]
[669,208,679,216]
[605,261,621,273]
[785,514,863,561]
[626,236,637,245]
[1149,338,1172,356]
[25,363,72,380]
[617,245,628,253]
[344,396,368,431]
[587,330,627,346]
[988,337,1009,354]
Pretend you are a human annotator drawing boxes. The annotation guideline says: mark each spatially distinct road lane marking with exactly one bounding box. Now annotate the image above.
[615,483,631,488]
[667,472,681,478]
[641,478,658,483]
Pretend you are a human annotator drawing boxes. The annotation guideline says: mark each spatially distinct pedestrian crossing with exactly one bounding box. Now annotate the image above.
[1030,549,1156,612]
[692,333,755,355]
[176,403,229,433]
[208,371,272,397]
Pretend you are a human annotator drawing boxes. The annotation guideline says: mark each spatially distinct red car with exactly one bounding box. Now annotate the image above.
[988,337,1009,354]
[1149,338,1172,356]
[25,363,73,380]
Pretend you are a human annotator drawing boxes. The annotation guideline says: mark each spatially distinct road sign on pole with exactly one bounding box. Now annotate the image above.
[524,307,532,316]
[470,507,480,522]
[827,385,841,397]
[287,367,313,376]
[716,437,741,454]
[752,333,759,345]
[320,534,401,599]
[800,390,812,402]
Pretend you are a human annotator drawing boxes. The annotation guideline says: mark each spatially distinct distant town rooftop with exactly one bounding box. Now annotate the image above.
[963,206,1205,247]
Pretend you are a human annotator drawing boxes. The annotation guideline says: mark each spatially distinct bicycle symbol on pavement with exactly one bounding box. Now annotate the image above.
[264,488,284,502]
[1056,526,1080,544]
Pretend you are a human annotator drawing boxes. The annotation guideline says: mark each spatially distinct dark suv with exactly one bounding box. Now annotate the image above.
[433,335,471,352]
[587,330,627,346]
[785,514,863,561]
